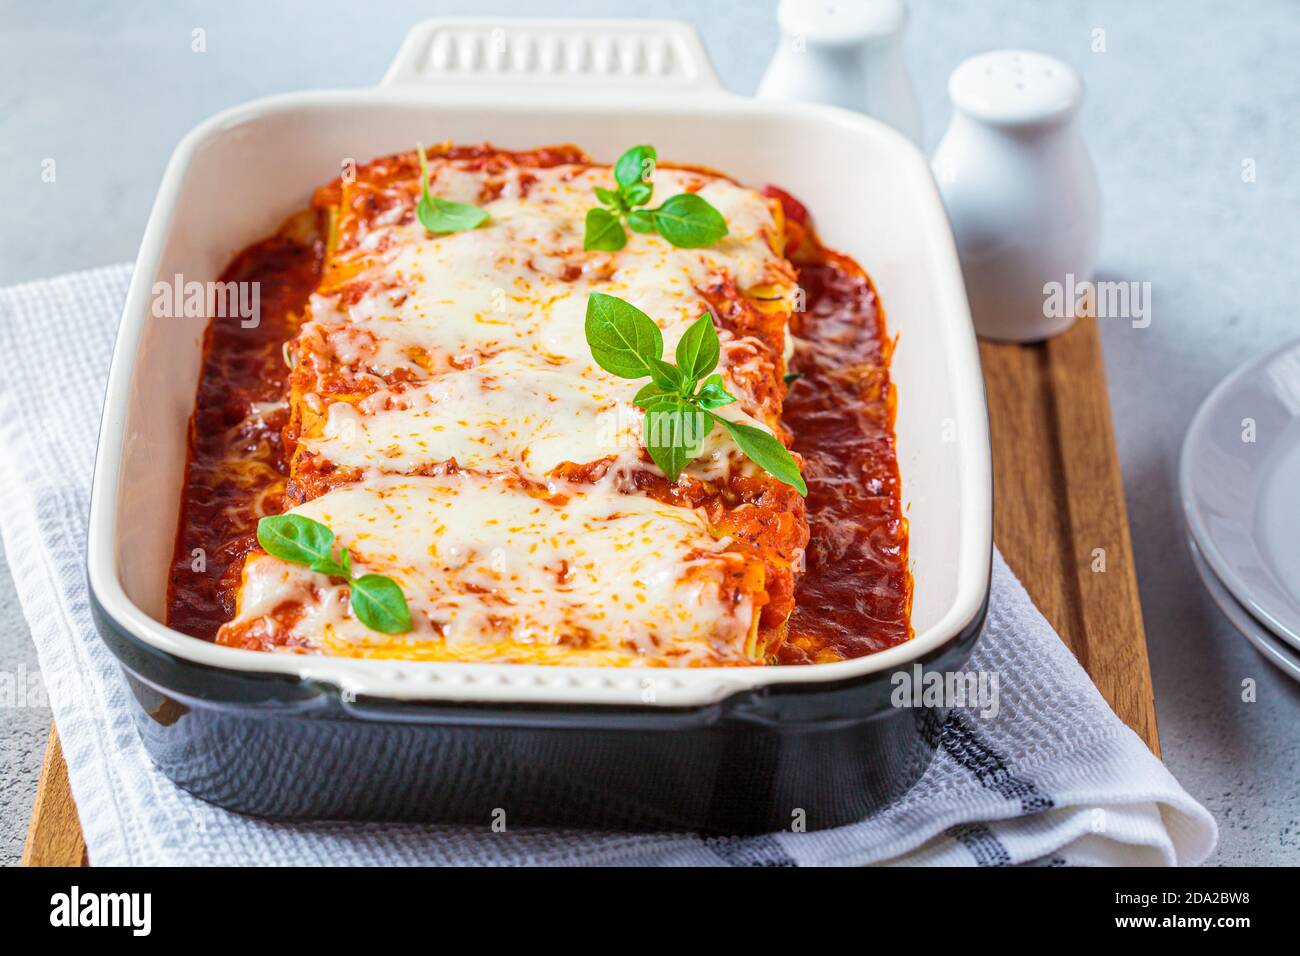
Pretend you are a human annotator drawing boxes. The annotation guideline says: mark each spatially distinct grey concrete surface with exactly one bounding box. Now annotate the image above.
[1,0,1297,865]
[0,544,50,864]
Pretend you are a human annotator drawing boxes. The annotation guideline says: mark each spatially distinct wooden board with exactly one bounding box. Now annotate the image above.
[21,314,1159,865]
[980,315,1160,755]
[21,727,87,867]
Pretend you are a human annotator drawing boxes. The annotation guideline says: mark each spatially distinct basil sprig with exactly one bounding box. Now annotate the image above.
[257,514,413,634]
[585,292,806,494]
[584,145,729,251]
[415,143,490,234]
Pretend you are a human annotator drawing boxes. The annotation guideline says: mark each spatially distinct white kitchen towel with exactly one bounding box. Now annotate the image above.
[0,264,1217,867]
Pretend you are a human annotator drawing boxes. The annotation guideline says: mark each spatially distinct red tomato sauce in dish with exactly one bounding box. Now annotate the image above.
[768,188,911,662]
[165,212,325,641]
[165,186,911,662]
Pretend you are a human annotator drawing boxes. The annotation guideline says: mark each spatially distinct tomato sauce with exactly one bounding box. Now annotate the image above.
[165,215,324,640]
[768,186,912,663]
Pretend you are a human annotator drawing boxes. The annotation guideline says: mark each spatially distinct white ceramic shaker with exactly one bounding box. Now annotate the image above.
[757,0,923,146]
[932,50,1101,342]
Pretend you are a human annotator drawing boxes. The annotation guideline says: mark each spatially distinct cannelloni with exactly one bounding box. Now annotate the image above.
[212,145,806,664]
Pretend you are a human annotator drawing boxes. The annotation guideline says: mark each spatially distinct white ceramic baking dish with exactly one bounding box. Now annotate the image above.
[87,18,990,710]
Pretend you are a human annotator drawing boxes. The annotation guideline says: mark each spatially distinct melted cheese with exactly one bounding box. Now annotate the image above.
[298,163,797,483]
[305,355,632,474]
[227,473,760,664]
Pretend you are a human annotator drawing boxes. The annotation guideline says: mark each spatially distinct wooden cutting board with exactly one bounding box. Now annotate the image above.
[21,314,1158,865]
[981,315,1159,753]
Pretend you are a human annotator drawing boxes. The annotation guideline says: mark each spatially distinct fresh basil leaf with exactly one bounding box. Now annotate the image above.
[259,515,413,634]
[594,185,625,210]
[417,143,432,186]
[784,371,801,386]
[258,514,335,566]
[626,210,655,234]
[633,380,676,409]
[641,395,709,482]
[584,207,627,251]
[584,292,667,381]
[308,545,350,579]
[695,373,737,409]
[622,181,653,208]
[415,145,489,234]
[349,573,412,634]
[419,195,490,234]
[309,556,346,577]
[580,291,797,491]
[614,145,656,191]
[651,193,729,248]
[674,312,720,384]
[647,357,684,391]
[710,415,807,495]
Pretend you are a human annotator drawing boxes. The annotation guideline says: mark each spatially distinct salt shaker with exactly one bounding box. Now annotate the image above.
[757,0,923,146]
[932,50,1101,342]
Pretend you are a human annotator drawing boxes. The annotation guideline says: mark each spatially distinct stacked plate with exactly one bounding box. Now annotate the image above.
[1180,337,1300,681]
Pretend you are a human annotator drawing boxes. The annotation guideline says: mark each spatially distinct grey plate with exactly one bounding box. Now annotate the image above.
[1180,337,1300,652]
[1188,536,1300,682]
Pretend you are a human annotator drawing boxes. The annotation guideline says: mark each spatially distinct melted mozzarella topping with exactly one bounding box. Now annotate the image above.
[228,473,759,664]
[300,163,795,483]
[307,351,636,474]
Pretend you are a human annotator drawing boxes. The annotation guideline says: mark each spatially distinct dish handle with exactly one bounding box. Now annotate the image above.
[381,17,725,94]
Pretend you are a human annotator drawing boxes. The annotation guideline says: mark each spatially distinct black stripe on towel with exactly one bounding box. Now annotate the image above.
[703,835,798,867]
[948,822,1012,867]
[941,711,1055,815]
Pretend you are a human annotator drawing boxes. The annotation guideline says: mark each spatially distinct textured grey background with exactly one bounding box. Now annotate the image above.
[1,0,1297,865]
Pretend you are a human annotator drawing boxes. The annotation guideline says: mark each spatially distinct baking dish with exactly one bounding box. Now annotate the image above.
[86,18,991,832]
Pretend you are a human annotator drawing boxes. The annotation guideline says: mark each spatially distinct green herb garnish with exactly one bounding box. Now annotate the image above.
[415,143,489,234]
[584,292,806,494]
[584,145,729,251]
[257,514,413,634]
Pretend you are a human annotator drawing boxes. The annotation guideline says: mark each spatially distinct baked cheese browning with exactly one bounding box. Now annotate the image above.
[216,473,768,665]
[215,144,808,664]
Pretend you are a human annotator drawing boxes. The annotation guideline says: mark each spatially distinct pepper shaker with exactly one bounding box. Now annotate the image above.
[757,0,923,146]
[932,50,1101,342]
